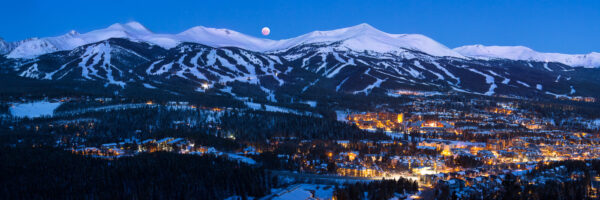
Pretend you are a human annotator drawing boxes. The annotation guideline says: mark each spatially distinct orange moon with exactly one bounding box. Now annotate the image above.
[262,27,270,36]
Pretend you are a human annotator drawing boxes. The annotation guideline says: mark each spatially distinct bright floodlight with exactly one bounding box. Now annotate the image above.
[201,83,210,90]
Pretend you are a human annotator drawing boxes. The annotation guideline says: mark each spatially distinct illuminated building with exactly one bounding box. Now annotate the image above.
[397,113,404,123]
[340,151,359,161]
[412,166,437,175]
[525,123,543,130]
[336,140,350,148]
[421,121,444,128]
[441,146,453,156]
[337,166,381,177]
[347,112,405,131]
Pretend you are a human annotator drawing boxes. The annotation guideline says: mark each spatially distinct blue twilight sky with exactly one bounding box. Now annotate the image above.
[1,0,599,54]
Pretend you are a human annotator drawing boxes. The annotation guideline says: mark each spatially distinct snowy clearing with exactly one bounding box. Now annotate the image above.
[10,101,62,118]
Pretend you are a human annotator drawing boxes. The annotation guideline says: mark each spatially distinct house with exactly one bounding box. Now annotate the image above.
[445,178,466,191]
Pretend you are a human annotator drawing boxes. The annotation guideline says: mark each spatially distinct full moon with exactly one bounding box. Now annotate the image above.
[261,27,270,36]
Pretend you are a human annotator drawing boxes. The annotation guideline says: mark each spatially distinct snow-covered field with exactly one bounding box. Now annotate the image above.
[9,101,62,118]
[54,103,155,116]
[300,100,317,108]
[245,102,321,117]
[271,184,334,200]
[335,110,349,122]
[225,153,257,165]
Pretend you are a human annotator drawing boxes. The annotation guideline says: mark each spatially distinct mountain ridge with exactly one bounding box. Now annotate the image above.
[4,22,597,67]
[3,38,599,102]
[454,45,600,68]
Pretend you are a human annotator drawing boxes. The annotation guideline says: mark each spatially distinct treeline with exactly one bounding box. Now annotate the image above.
[1,107,222,146]
[5,105,390,144]
[218,111,389,141]
[0,103,8,114]
[0,147,272,199]
[494,173,588,200]
[437,160,600,200]
[436,174,589,200]
[333,178,418,200]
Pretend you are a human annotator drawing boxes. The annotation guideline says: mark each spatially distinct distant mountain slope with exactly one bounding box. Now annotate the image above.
[454,45,600,68]
[6,22,175,58]
[0,22,599,101]
[1,22,464,59]
[1,38,599,102]
[11,39,166,86]
[275,42,600,98]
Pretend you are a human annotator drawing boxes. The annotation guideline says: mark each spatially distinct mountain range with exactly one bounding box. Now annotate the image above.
[1,22,599,102]
[2,22,599,67]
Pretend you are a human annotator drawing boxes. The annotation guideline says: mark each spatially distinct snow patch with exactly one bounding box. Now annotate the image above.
[468,68,496,95]
[354,78,386,95]
[10,101,62,118]
[517,81,530,87]
[143,83,157,89]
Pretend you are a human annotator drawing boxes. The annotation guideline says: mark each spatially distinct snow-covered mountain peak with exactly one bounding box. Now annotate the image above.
[351,23,376,29]
[272,23,464,58]
[303,23,383,38]
[4,22,598,67]
[0,22,463,58]
[125,21,149,31]
[454,44,600,68]
[178,25,257,41]
[176,25,274,51]
[388,33,464,58]
[454,45,537,59]
[5,22,166,58]
[107,21,152,34]
[7,38,58,58]
[66,30,79,36]
[180,26,236,36]
[285,23,384,46]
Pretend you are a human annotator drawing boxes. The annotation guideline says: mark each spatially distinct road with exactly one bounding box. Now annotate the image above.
[269,170,401,184]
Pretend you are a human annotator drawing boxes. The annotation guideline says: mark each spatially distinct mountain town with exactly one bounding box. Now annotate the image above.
[2,1,600,199]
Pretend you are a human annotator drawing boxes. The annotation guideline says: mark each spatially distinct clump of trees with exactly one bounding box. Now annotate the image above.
[333,178,418,200]
[446,155,484,168]
[436,160,598,200]
[0,147,272,199]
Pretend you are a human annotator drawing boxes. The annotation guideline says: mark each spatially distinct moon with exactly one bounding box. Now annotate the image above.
[262,27,270,36]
